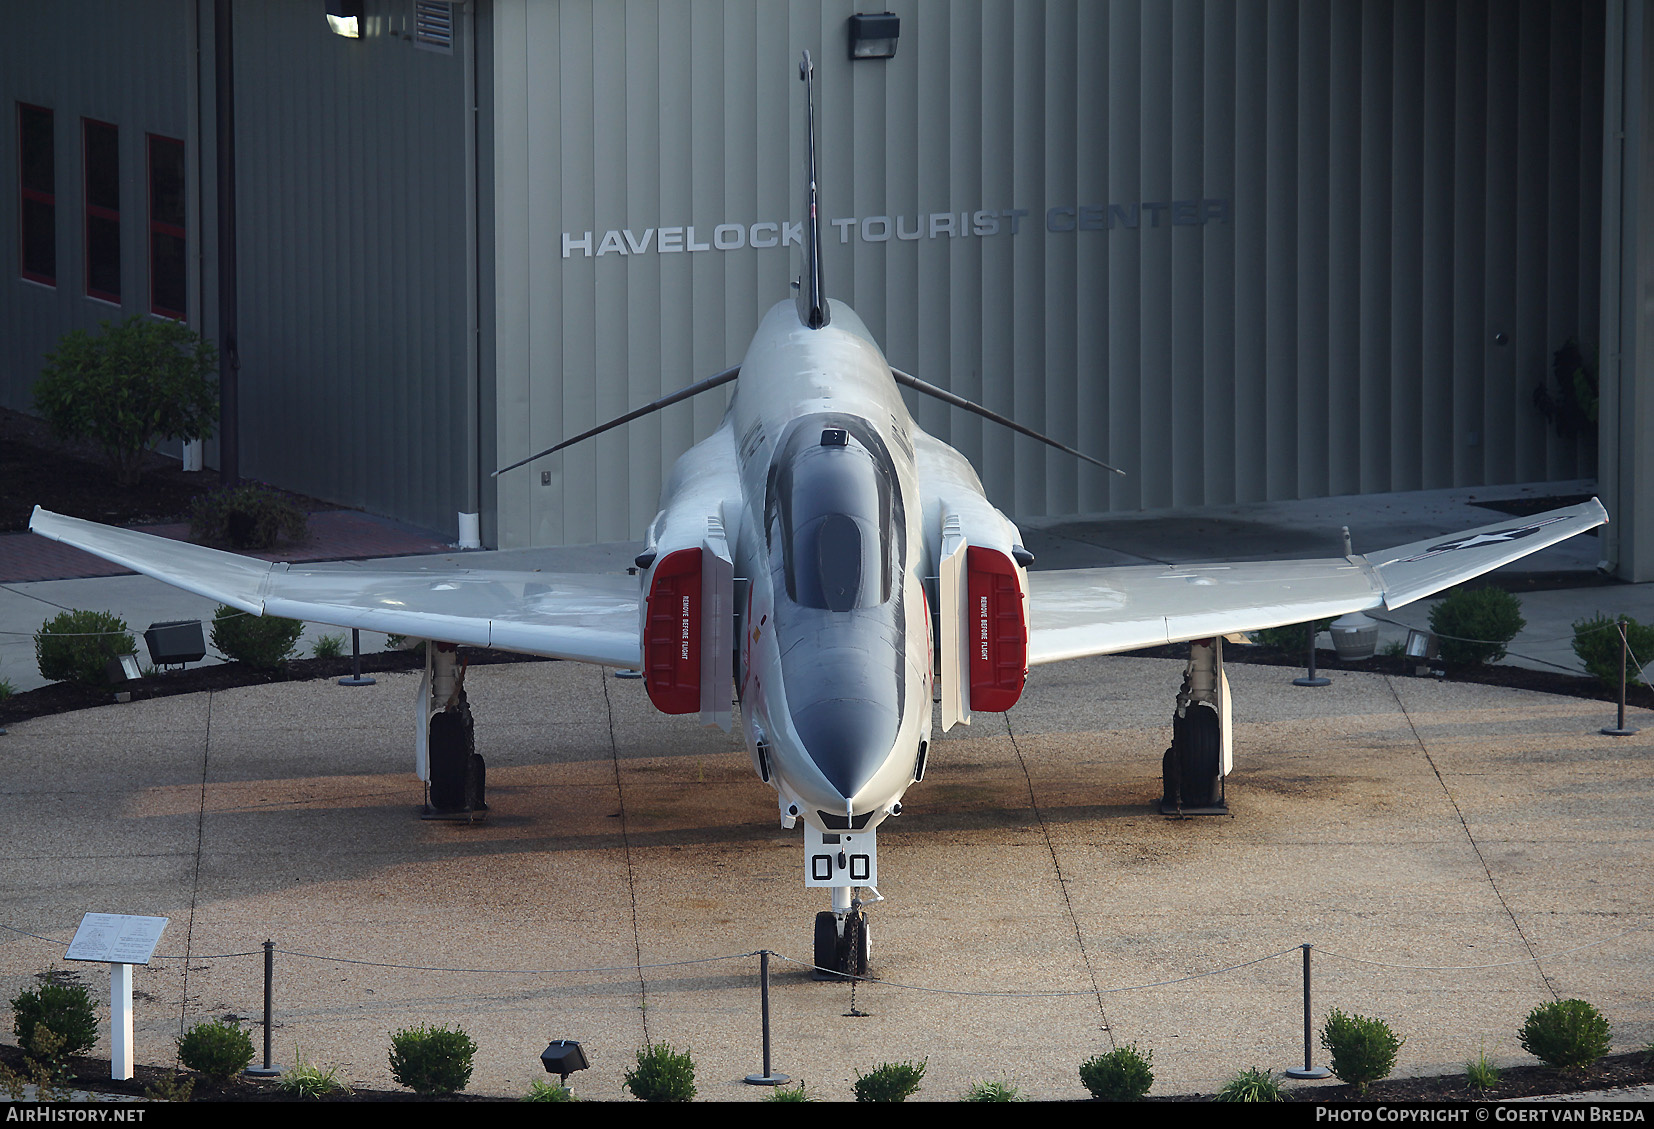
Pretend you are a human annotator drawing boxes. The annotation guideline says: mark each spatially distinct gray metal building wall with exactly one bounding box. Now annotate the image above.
[491,0,1606,550]
[0,1,194,414]
[225,1,478,536]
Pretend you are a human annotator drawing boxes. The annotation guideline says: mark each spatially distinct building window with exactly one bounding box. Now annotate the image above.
[148,135,185,318]
[18,103,55,285]
[83,118,120,303]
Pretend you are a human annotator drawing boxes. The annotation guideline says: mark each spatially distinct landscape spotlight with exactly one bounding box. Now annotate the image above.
[541,1040,589,1085]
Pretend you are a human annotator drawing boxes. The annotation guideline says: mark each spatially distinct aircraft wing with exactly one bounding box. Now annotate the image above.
[1027,498,1607,665]
[28,507,641,668]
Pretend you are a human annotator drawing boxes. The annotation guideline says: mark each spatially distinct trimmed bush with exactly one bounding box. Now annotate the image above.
[33,315,218,487]
[190,483,308,550]
[177,1019,255,1081]
[35,610,135,687]
[388,1024,476,1095]
[1321,1008,1404,1093]
[1214,1066,1284,1102]
[1429,586,1525,666]
[210,604,304,671]
[1519,999,1612,1071]
[853,1059,926,1102]
[11,977,98,1059]
[1079,1044,1154,1101]
[1572,615,1654,688]
[624,1041,696,1102]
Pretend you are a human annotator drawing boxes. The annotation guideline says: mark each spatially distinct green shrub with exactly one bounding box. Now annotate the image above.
[277,1050,351,1099]
[1321,1008,1404,1093]
[141,1072,195,1102]
[853,1059,926,1102]
[964,1078,1023,1101]
[0,1025,73,1101]
[1429,586,1525,666]
[523,1080,576,1102]
[33,315,217,487]
[312,633,345,659]
[388,1024,476,1095]
[764,1081,815,1102]
[1250,619,1333,652]
[11,976,98,1059]
[1466,1047,1501,1092]
[624,1041,696,1102]
[0,679,13,700]
[210,605,304,671]
[34,610,135,687]
[1572,615,1654,688]
[1518,999,1611,1071]
[1079,1044,1154,1101]
[177,1019,255,1081]
[190,483,309,550]
[1214,1066,1283,1102]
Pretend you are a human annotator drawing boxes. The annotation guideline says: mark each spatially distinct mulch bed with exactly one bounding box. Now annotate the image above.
[4,1041,1648,1102]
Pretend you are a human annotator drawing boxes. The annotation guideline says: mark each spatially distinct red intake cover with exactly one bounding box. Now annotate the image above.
[967,546,1027,712]
[643,548,701,714]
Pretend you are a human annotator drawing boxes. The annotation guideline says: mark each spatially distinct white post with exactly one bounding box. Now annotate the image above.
[110,962,133,1080]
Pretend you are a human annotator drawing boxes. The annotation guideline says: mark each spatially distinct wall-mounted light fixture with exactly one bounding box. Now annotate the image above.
[325,0,364,39]
[848,12,900,60]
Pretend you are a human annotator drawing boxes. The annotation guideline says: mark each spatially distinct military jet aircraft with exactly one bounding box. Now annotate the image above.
[31,52,1607,977]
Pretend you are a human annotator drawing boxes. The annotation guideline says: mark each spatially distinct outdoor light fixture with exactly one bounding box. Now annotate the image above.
[105,653,142,684]
[1404,629,1436,660]
[848,12,900,59]
[144,620,206,669]
[325,0,363,38]
[541,1040,589,1085]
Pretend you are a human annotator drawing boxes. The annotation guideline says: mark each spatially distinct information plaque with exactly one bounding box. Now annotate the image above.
[66,913,168,965]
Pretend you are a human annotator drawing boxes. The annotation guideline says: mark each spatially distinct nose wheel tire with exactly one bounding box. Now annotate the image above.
[812,909,871,979]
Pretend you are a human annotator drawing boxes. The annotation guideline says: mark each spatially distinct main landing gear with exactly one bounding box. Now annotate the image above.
[812,889,870,979]
[1162,637,1230,816]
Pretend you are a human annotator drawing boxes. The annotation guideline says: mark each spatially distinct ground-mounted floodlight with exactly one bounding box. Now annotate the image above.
[145,620,206,668]
[325,0,363,38]
[1404,628,1438,676]
[848,12,899,59]
[105,653,142,684]
[541,1040,589,1086]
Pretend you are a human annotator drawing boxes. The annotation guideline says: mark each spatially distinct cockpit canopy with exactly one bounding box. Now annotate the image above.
[768,417,896,611]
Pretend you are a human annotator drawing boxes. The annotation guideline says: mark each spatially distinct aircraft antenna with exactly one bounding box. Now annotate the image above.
[796,50,830,330]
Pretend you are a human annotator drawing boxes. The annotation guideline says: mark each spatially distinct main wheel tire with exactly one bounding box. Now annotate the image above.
[813,911,839,973]
[1178,705,1223,807]
[854,914,871,976]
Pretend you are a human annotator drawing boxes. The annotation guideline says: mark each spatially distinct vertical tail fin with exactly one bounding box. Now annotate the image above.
[796,50,830,329]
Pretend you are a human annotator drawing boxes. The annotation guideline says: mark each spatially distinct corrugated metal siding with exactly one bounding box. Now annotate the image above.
[0,1,191,413]
[229,0,472,536]
[493,0,1604,549]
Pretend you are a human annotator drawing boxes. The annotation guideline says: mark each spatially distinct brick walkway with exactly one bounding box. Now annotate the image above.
[0,509,454,583]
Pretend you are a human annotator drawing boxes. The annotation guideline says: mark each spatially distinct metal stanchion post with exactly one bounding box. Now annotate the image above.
[338,628,376,687]
[744,951,789,1085]
[1284,943,1330,1079]
[1293,621,1330,687]
[1602,619,1639,736]
[246,939,280,1075]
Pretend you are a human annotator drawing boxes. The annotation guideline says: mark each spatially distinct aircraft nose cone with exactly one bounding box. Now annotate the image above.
[792,697,899,800]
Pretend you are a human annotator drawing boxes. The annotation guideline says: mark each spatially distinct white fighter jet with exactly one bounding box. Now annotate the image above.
[31,53,1606,977]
